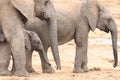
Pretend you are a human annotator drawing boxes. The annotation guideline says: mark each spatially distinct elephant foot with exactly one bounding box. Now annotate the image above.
[26,67,35,73]
[73,66,89,73]
[0,70,12,76]
[82,66,89,72]
[42,66,55,74]
[13,69,29,77]
[73,68,84,73]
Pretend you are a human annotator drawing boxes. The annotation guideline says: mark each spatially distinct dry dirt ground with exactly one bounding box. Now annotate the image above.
[1,0,120,80]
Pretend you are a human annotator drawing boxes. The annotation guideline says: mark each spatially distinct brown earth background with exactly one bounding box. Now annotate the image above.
[1,0,120,80]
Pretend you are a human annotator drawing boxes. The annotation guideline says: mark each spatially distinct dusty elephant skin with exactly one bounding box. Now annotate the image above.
[25,0,118,73]
[34,0,61,71]
[0,0,60,77]
[0,30,51,76]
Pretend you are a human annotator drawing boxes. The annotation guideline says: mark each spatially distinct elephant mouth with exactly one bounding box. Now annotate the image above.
[104,26,110,33]
[100,26,109,33]
[36,15,45,20]
[36,15,50,22]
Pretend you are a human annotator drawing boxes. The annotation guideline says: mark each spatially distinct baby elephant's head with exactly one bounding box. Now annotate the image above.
[29,31,43,51]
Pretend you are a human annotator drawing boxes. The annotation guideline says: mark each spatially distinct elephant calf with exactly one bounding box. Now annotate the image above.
[0,30,50,76]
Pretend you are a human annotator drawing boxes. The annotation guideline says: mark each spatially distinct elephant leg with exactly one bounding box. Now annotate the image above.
[73,29,89,73]
[73,46,89,73]
[40,46,55,73]
[25,51,35,73]
[11,50,35,73]
[0,42,11,76]
[2,26,29,77]
[1,16,29,77]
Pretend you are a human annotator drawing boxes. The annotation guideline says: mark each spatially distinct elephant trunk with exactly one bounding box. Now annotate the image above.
[38,49,51,66]
[45,3,61,70]
[109,22,118,67]
[48,18,61,70]
[38,3,61,70]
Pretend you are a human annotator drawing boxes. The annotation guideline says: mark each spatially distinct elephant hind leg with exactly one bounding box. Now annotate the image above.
[11,49,35,74]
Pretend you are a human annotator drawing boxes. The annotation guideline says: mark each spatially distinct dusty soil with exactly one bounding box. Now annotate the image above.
[0,0,120,80]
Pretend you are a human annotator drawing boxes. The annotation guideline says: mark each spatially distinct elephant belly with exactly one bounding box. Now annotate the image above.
[56,6,78,45]
[57,24,75,45]
[58,33,74,45]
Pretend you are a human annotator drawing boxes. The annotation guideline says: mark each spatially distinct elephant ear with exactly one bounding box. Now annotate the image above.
[25,33,31,51]
[86,0,99,31]
[29,31,40,43]
[10,0,35,21]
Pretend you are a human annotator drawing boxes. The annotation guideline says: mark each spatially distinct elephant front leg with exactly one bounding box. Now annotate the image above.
[0,3,29,77]
[1,23,29,77]
[8,35,29,76]
[73,30,89,73]
[73,46,89,73]
[8,33,29,77]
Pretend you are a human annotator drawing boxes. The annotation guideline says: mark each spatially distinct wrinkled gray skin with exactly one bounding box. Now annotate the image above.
[34,0,60,70]
[25,0,118,73]
[0,0,60,76]
[0,30,51,76]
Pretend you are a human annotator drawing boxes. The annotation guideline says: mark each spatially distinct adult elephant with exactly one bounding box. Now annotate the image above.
[25,0,118,73]
[0,0,60,76]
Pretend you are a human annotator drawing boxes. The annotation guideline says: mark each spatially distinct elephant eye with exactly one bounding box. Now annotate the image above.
[45,0,49,6]
[107,18,112,23]
[108,18,112,21]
